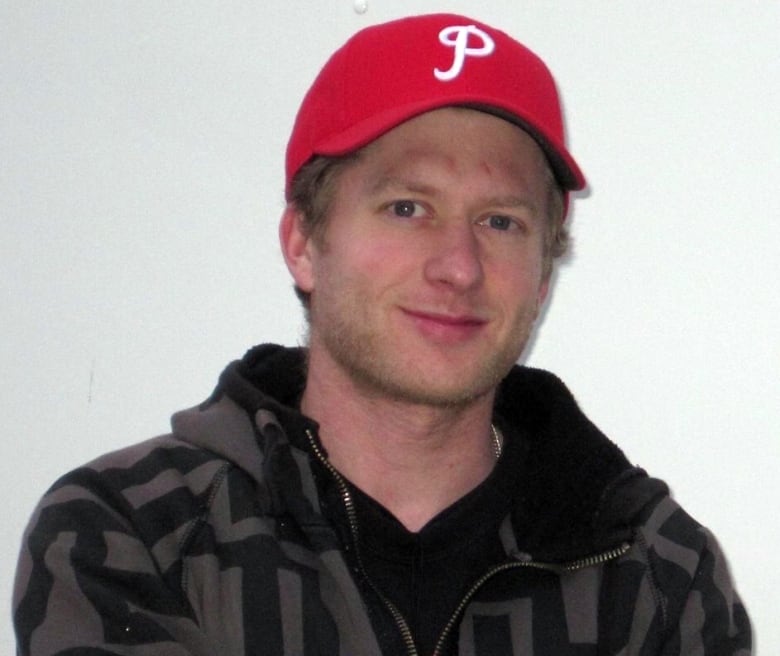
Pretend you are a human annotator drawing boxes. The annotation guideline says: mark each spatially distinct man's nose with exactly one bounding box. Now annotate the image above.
[422,222,484,291]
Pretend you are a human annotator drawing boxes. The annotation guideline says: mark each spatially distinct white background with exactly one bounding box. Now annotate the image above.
[2,1,777,652]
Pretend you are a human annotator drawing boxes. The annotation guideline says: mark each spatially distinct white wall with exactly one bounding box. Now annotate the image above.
[2,1,777,651]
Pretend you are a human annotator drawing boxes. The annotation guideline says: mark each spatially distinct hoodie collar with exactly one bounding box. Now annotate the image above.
[178,344,661,560]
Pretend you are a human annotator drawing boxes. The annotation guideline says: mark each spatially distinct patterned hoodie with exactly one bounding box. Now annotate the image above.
[14,344,751,655]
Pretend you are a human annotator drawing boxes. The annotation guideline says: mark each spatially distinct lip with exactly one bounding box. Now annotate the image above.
[401,308,489,343]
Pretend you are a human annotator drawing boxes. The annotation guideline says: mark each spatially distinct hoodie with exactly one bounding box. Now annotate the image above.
[14,344,751,655]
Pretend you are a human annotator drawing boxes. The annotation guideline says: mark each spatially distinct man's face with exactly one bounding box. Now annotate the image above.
[296,107,551,407]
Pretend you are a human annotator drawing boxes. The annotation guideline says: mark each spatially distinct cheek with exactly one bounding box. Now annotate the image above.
[351,233,419,280]
[491,265,548,322]
[312,240,390,296]
[495,248,546,291]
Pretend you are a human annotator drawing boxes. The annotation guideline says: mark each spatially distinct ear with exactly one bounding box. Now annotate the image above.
[279,204,316,294]
[537,278,550,308]
[533,276,551,320]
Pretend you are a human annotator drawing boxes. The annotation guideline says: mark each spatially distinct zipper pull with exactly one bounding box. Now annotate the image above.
[511,550,534,563]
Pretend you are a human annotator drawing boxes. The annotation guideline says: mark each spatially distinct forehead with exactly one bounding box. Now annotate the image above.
[348,107,552,196]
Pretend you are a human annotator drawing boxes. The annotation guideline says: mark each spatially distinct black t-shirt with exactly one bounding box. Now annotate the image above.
[314,420,525,655]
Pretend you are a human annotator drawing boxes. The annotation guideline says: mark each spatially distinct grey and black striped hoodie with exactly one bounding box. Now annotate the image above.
[14,344,751,655]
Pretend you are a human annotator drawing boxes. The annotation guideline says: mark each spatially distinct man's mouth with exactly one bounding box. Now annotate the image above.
[401,308,489,342]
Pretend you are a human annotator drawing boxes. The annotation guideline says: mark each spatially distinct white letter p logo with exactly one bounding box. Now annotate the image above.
[434,25,495,82]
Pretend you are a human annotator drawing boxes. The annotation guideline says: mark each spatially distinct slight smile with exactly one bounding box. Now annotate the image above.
[400,308,489,343]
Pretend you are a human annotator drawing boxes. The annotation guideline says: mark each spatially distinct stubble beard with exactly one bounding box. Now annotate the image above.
[308,294,536,409]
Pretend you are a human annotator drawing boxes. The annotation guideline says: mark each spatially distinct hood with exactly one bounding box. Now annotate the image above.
[171,345,310,474]
[171,344,668,560]
[495,370,667,560]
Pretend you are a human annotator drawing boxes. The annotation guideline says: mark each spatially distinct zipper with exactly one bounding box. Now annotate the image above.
[430,541,632,656]
[305,429,419,656]
[305,429,631,656]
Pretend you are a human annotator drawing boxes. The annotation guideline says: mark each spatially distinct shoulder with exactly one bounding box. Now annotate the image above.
[604,479,752,651]
[21,435,236,554]
[50,434,229,509]
[631,492,740,607]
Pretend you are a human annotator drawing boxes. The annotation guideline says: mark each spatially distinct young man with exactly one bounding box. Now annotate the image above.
[14,14,750,655]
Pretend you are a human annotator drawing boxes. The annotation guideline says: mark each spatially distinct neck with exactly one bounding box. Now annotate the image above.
[301,348,499,532]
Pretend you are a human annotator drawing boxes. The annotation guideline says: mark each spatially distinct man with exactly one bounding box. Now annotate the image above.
[14,13,750,655]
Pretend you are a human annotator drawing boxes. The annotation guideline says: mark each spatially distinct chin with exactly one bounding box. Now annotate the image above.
[353,355,514,409]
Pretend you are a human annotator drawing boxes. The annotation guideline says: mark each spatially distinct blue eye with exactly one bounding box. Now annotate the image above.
[485,215,515,231]
[391,200,423,218]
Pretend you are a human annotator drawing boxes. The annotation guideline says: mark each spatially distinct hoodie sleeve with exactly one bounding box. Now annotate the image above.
[13,444,224,656]
[658,523,752,655]
[628,496,752,655]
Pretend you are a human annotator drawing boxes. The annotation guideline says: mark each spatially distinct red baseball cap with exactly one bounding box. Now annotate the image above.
[285,13,585,200]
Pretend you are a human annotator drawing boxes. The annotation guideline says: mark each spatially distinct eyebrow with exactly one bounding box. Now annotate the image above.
[368,175,436,197]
